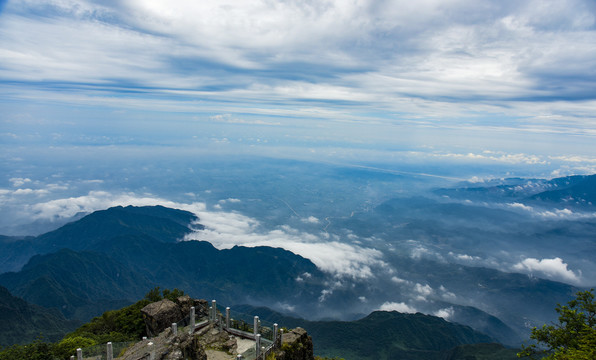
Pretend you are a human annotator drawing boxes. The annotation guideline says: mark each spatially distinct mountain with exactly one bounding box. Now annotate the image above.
[0,235,36,274]
[0,285,79,346]
[0,249,151,320]
[34,205,200,253]
[526,174,596,207]
[0,205,201,274]
[231,305,516,360]
[0,203,583,349]
[0,206,325,322]
[434,174,596,209]
[441,343,519,360]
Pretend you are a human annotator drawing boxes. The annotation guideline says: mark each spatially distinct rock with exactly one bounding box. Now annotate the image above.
[196,324,237,354]
[141,299,183,337]
[119,328,207,360]
[275,327,314,360]
[175,295,194,315]
[193,299,210,317]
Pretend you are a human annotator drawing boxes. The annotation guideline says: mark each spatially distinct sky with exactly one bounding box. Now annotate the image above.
[1,0,595,168]
[1,0,596,288]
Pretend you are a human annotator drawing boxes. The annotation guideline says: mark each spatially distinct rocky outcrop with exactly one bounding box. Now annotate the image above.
[141,297,209,337]
[141,299,182,337]
[194,323,237,354]
[118,327,207,360]
[275,327,315,360]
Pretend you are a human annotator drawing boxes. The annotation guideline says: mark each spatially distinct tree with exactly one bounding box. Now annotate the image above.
[518,289,596,359]
[0,338,54,360]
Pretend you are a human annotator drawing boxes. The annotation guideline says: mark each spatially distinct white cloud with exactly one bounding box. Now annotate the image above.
[218,198,242,204]
[434,307,455,320]
[301,216,320,224]
[391,276,410,285]
[439,285,457,301]
[2,0,596,138]
[449,252,482,262]
[13,188,49,196]
[319,289,333,302]
[513,257,581,284]
[10,177,31,187]
[185,212,387,279]
[414,283,434,301]
[379,302,417,314]
[507,202,534,211]
[506,203,596,220]
[427,151,548,165]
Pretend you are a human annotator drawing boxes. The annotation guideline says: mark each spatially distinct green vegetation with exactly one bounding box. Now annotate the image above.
[0,338,55,360]
[518,289,596,359]
[0,287,183,360]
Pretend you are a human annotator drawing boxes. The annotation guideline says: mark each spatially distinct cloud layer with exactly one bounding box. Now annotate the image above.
[1,0,596,144]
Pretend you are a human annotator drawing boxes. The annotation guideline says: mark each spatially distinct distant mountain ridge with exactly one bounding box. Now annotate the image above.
[435,174,596,208]
[0,285,79,346]
[0,205,325,322]
[231,305,518,360]
[0,205,200,274]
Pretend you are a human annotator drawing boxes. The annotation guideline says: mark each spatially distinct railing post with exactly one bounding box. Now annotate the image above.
[226,307,231,329]
[189,306,195,334]
[253,316,259,339]
[273,323,279,345]
[107,342,113,360]
[212,299,217,321]
[172,322,177,336]
[218,313,223,331]
[70,356,75,360]
[255,334,261,358]
[76,348,82,360]
[148,341,155,360]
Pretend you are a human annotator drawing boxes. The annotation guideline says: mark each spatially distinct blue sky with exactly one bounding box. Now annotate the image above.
[1,0,596,175]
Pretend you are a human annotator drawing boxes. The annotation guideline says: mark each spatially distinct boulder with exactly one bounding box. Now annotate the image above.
[141,299,183,337]
[276,327,315,360]
[174,295,194,315]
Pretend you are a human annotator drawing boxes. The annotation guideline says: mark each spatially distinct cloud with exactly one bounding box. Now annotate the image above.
[513,257,581,284]
[434,307,455,320]
[439,286,457,301]
[379,302,417,314]
[218,198,241,204]
[414,283,434,301]
[1,0,596,141]
[301,216,320,224]
[185,210,387,279]
[10,177,31,187]
[506,203,596,219]
[426,151,548,165]
[507,202,534,211]
[391,276,410,285]
[210,114,281,126]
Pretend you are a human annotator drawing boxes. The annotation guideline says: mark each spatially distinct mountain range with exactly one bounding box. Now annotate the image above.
[0,174,593,354]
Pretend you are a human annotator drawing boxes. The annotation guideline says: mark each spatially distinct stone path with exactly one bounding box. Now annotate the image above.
[236,338,255,354]
[205,349,236,360]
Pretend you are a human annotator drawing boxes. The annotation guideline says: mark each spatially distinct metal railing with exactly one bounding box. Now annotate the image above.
[69,299,282,360]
